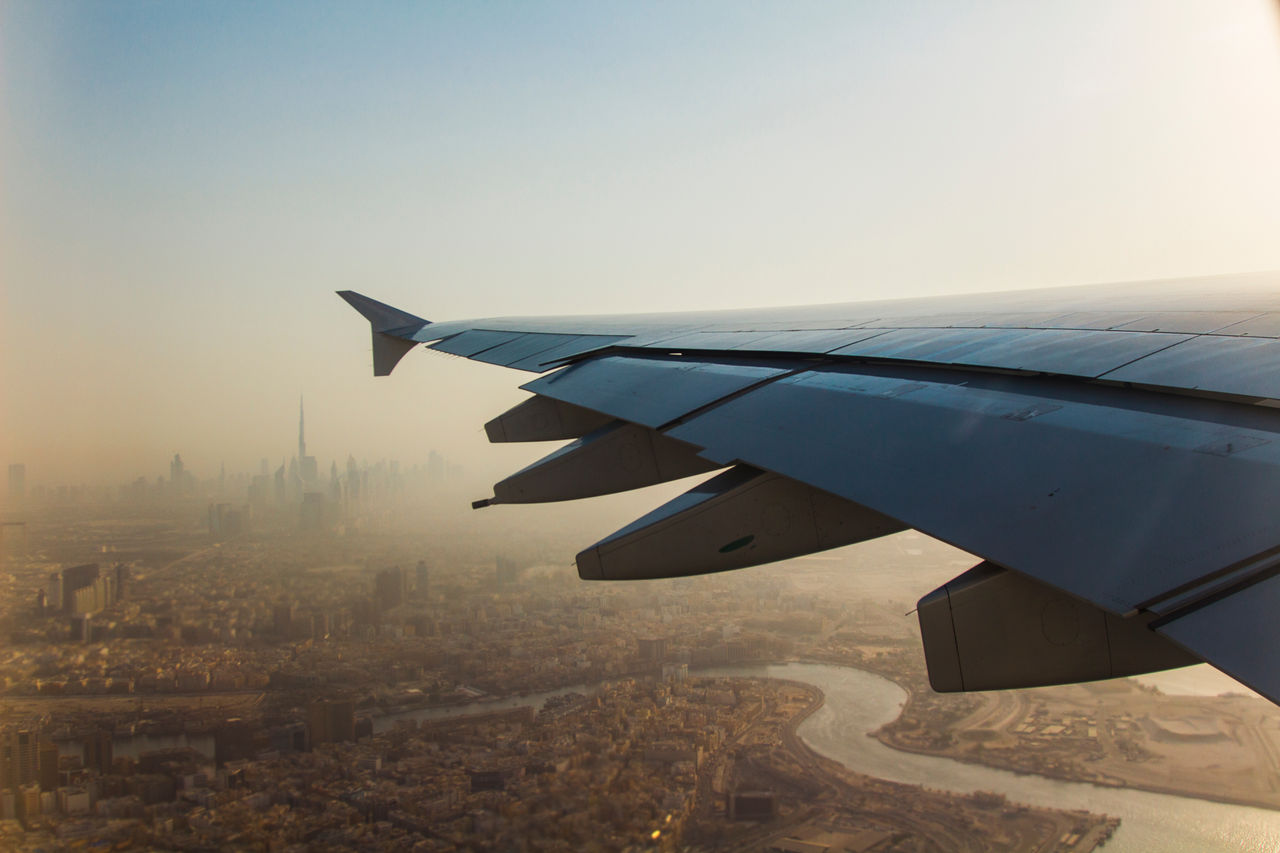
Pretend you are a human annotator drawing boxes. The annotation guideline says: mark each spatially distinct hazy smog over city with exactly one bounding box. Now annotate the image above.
[5,2,1280,851]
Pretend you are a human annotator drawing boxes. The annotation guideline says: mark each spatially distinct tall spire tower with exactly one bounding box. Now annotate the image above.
[297,397,318,486]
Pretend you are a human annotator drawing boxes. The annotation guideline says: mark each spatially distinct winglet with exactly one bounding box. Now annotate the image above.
[337,290,429,333]
[337,291,431,376]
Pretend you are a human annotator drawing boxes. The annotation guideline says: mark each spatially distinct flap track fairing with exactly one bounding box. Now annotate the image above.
[576,466,906,580]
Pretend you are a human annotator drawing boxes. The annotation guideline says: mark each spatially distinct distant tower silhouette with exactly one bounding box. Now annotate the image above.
[169,454,184,496]
[297,397,318,486]
[7,463,25,503]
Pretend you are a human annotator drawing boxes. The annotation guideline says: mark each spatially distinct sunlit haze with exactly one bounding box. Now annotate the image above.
[4,1,1280,487]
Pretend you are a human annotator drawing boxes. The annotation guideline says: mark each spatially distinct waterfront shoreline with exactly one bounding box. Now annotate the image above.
[708,656,1280,815]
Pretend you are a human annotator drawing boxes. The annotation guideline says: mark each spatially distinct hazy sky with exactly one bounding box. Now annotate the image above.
[4,1,1280,487]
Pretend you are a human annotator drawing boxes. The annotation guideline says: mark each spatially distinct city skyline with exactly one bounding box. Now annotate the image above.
[1,396,466,503]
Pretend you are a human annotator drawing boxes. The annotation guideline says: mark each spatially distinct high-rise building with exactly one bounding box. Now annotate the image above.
[300,492,325,529]
[298,398,318,485]
[60,564,100,613]
[213,721,260,767]
[115,564,129,601]
[308,700,355,746]
[637,637,667,663]
[46,573,61,614]
[0,728,39,791]
[37,741,58,792]
[274,461,286,505]
[663,663,689,683]
[169,454,184,496]
[64,564,114,616]
[83,729,113,775]
[345,455,360,491]
[69,614,92,643]
[209,503,246,538]
[414,560,429,598]
[248,474,271,510]
[16,783,40,828]
[374,567,404,612]
[7,464,25,503]
[427,450,444,481]
[496,555,521,586]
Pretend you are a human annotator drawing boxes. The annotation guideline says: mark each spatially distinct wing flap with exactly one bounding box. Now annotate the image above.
[1155,571,1280,702]
[520,354,792,429]
[576,465,905,581]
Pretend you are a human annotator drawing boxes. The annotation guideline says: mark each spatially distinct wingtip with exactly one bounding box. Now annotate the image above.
[339,290,430,376]
[337,290,429,334]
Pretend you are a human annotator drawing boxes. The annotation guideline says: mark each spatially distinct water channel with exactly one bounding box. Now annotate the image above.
[705,662,1280,853]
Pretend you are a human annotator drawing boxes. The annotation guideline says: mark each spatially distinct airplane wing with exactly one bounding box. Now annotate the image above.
[339,271,1280,705]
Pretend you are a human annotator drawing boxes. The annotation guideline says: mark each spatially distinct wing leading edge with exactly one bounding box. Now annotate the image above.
[340,272,1280,706]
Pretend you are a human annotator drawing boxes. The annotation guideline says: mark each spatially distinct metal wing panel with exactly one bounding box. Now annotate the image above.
[632,331,784,351]
[664,364,1280,613]
[734,328,894,354]
[1111,312,1262,334]
[976,312,1076,328]
[1102,335,1280,400]
[829,327,1192,378]
[520,355,793,429]
[639,328,896,354]
[1213,312,1280,338]
[1041,311,1157,330]
[866,312,1007,329]
[830,327,1019,361]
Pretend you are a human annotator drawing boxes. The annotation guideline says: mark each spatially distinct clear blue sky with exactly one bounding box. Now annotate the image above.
[4,1,1280,485]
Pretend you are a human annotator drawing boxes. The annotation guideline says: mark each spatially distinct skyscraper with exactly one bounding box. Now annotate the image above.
[169,454,184,497]
[414,560,429,598]
[274,461,286,505]
[46,574,60,615]
[115,563,129,601]
[0,728,39,790]
[298,397,318,485]
[83,729,113,775]
[7,464,25,503]
[374,567,404,612]
[308,700,355,745]
[60,564,100,613]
